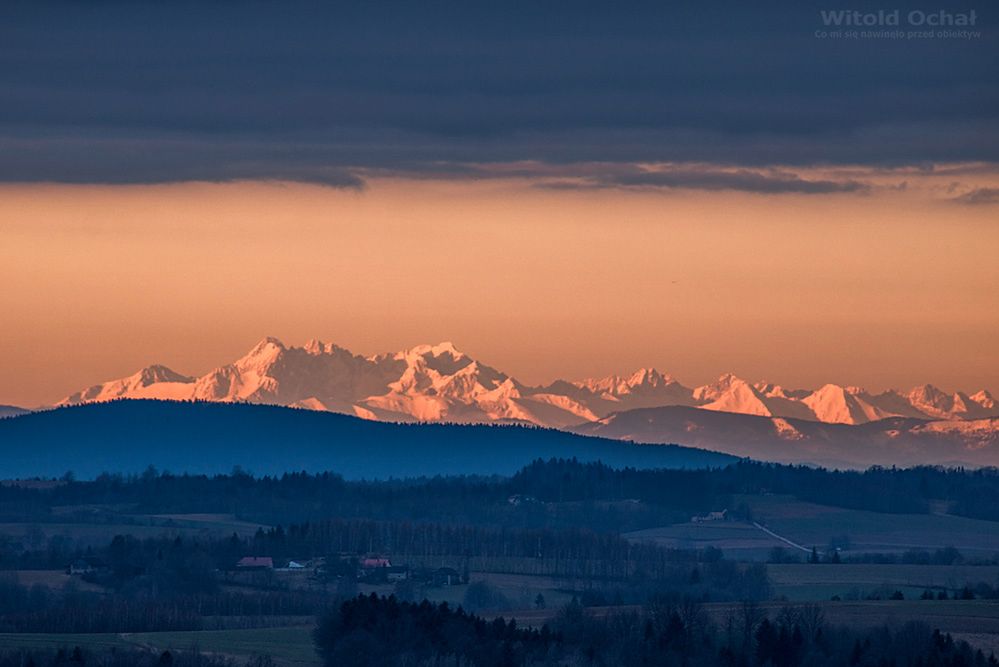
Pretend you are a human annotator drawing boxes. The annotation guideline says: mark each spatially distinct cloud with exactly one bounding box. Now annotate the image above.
[0,135,366,188]
[0,1,996,184]
[952,187,999,205]
[536,166,870,194]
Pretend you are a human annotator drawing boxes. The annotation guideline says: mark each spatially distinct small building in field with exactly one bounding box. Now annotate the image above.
[691,510,728,523]
[68,558,103,575]
[236,556,274,570]
[432,567,460,587]
[274,559,311,572]
[361,557,392,570]
[385,566,409,582]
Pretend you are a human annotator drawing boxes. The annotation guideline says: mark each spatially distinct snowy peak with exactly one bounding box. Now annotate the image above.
[802,384,881,425]
[57,339,997,430]
[754,382,788,399]
[624,367,675,389]
[134,365,194,386]
[303,338,351,356]
[972,390,996,410]
[237,336,286,368]
[695,374,772,417]
[693,373,748,402]
[901,383,998,420]
[398,341,466,363]
[59,364,194,405]
[908,383,954,415]
[578,367,680,395]
[429,341,464,358]
[572,367,695,414]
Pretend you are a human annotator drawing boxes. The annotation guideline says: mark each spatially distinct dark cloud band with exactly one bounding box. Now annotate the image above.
[0,1,995,185]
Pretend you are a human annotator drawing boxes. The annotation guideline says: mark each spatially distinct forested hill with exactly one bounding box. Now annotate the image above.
[0,399,735,479]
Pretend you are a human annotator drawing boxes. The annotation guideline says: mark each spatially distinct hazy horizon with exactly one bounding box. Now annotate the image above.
[3,176,997,407]
[1,2,996,408]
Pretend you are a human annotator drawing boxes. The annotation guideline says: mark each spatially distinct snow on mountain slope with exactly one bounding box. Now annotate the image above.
[801,384,889,425]
[568,368,696,415]
[571,407,999,468]
[913,417,999,444]
[61,365,195,404]
[694,374,817,421]
[908,384,960,420]
[905,385,998,421]
[754,383,810,401]
[520,393,600,426]
[971,390,996,411]
[695,373,773,417]
[58,338,998,435]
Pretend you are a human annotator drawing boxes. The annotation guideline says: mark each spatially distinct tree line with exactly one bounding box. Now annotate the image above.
[314,593,998,667]
[4,459,999,530]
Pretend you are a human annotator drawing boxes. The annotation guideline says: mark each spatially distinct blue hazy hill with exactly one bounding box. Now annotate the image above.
[0,399,735,479]
[0,405,29,419]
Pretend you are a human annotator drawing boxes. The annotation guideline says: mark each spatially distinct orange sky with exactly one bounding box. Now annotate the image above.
[1,174,997,407]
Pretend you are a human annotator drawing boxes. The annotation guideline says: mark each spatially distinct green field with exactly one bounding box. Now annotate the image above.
[145,513,269,535]
[0,626,318,666]
[4,495,999,662]
[626,496,999,560]
[7,569,104,592]
[745,495,999,555]
[357,571,580,612]
[625,521,786,559]
[4,583,999,662]
[768,563,999,601]
[0,513,268,547]
[727,600,999,656]
[505,600,999,655]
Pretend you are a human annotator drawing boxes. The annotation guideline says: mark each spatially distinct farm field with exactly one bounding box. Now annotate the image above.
[313,556,999,616]
[768,563,999,601]
[0,625,318,666]
[6,569,104,593]
[11,601,995,665]
[367,571,581,611]
[0,513,268,547]
[626,496,999,560]
[722,600,999,656]
[504,600,999,654]
[743,495,999,556]
[624,520,788,560]
[145,513,270,535]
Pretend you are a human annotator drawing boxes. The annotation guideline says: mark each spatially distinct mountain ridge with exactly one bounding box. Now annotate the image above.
[570,405,999,469]
[58,337,998,428]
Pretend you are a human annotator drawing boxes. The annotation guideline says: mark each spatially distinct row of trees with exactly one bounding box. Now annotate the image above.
[0,571,328,633]
[4,520,731,582]
[247,519,730,580]
[0,648,240,667]
[315,593,998,667]
[5,459,999,529]
[1,519,770,634]
[315,594,555,666]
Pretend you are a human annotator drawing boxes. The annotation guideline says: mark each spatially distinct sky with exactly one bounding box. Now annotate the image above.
[0,1,997,406]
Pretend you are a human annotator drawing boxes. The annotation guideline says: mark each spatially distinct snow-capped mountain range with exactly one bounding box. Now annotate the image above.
[59,337,997,428]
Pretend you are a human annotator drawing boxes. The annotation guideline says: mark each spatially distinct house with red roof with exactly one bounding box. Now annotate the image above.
[236,556,274,570]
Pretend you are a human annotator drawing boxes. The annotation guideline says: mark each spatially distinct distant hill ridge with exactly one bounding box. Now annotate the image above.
[0,399,736,479]
[571,405,999,469]
[0,405,29,420]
